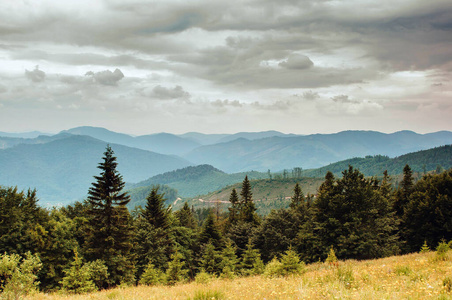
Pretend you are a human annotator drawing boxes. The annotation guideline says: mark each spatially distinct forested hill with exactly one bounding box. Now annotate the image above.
[131,164,268,197]
[0,135,191,205]
[184,130,452,172]
[302,144,452,178]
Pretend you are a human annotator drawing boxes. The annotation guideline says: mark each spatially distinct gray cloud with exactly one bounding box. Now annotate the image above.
[85,69,124,86]
[151,85,190,99]
[279,54,313,70]
[25,66,46,82]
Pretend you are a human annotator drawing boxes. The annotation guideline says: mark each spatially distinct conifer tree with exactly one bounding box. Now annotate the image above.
[175,202,197,229]
[199,213,223,249]
[239,176,258,224]
[240,241,264,275]
[199,243,222,275]
[143,186,169,230]
[85,146,134,287]
[166,251,188,285]
[227,188,240,226]
[289,183,304,209]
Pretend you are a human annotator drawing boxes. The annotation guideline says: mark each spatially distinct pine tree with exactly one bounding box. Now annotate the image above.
[85,146,134,287]
[199,213,223,249]
[227,188,240,226]
[199,243,222,275]
[289,183,304,209]
[240,241,264,275]
[239,176,258,224]
[143,186,169,230]
[60,249,96,294]
[175,202,197,229]
[166,251,188,285]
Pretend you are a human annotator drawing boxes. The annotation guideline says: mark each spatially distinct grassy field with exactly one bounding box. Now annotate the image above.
[29,251,452,300]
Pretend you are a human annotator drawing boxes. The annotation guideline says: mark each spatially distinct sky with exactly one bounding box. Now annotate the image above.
[0,0,451,135]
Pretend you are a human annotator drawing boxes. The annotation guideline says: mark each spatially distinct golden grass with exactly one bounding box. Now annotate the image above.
[29,252,452,300]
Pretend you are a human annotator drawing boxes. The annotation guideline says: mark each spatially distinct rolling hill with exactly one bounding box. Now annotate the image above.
[131,164,268,198]
[302,144,452,178]
[0,135,191,205]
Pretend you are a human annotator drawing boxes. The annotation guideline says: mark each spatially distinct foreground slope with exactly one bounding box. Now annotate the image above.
[0,135,191,205]
[29,251,452,300]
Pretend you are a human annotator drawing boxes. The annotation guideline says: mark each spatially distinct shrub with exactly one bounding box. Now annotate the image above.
[189,289,224,300]
[325,246,338,265]
[60,250,96,294]
[279,247,305,276]
[420,240,430,253]
[435,241,450,261]
[0,252,42,300]
[263,257,283,278]
[194,269,213,284]
[139,262,166,286]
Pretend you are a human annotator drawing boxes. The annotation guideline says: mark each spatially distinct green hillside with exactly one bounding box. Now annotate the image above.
[302,144,452,178]
[132,164,268,197]
[173,177,324,216]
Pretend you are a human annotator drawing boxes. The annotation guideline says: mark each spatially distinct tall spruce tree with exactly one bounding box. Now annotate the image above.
[227,188,240,226]
[239,176,258,224]
[85,146,134,287]
[289,183,304,209]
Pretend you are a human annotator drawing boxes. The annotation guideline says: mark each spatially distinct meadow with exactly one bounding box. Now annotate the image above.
[30,251,452,300]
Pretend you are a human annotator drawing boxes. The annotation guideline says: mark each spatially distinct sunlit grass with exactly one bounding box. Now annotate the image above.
[30,252,452,300]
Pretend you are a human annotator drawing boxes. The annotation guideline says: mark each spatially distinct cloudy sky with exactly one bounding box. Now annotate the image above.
[0,0,451,135]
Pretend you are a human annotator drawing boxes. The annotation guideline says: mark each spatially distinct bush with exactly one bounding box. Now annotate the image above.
[139,262,166,286]
[60,250,96,294]
[263,257,283,278]
[435,241,451,261]
[325,246,338,264]
[0,252,42,300]
[194,269,213,284]
[420,241,430,253]
[279,248,305,276]
[189,289,224,300]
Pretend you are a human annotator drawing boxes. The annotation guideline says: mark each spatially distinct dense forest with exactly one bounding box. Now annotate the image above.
[0,146,451,297]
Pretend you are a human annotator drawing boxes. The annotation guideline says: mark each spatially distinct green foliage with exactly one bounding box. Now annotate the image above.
[127,184,178,209]
[189,289,224,300]
[85,146,134,288]
[84,260,109,290]
[402,169,452,252]
[60,249,96,294]
[199,214,223,249]
[194,269,213,284]
[325,247,338,264]
[263,257,283,278]
[312,166,399,261]
[139,262,165,286]
[0,252,42,299]
[219,240,238,275]
[175,202,197,229]
[420,241,430,253]
[166,251,188,285]
[435,241,451,261]
[199,243,222,275]
[240,241,264,276]
[239,176,259,225]
[279,247,305,276]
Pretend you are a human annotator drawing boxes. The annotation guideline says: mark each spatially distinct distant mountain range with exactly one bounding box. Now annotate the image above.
[184,130,452,172]
[1,126,451,206]
[0,134,190,205]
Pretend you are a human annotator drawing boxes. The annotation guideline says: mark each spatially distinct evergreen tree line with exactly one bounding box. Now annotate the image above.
[0,146,451,294]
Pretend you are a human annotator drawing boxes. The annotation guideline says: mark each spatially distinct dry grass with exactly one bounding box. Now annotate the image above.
[29,252,452,300]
